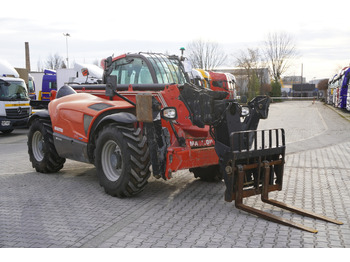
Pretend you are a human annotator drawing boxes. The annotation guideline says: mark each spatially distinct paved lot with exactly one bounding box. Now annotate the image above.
[1,101,350,248]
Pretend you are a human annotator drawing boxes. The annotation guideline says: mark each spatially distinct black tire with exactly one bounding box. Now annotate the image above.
[190,164,223,182]
[27,118,65,173]
[95,124,151,197]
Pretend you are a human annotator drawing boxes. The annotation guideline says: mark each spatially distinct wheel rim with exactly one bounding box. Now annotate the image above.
[101,140,123,182]
[32,131,44,161]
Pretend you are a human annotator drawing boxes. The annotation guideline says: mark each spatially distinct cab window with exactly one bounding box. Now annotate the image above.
[49,81,57,90]
[143,53,186,85]
[28,79,35,93]
[111,58,153,85]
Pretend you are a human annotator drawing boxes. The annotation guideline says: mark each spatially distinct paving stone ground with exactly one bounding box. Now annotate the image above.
[0,101,350,248]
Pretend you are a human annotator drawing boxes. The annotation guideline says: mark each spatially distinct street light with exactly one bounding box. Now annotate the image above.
[63,33,70,68]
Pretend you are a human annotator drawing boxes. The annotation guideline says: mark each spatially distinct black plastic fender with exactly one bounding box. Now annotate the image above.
[87,112,137,162]
[99,112,137,125]
[91,112,137,137]
[28,110,51,126]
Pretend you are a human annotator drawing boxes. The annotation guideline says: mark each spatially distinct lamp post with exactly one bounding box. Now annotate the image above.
[63,33,70,68]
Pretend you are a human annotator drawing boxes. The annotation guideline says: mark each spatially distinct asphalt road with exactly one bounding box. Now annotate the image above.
[1,101,350,248]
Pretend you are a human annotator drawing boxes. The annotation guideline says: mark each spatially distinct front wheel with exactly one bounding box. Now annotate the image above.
[27,118,65,173]
[95,124,150,197]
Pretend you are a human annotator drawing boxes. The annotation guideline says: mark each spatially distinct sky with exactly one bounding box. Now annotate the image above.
[1,0,349,82]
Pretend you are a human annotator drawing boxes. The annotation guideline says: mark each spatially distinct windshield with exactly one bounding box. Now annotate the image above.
[110,57,153,84]
[0,79,29,101]
[143,53,187,85]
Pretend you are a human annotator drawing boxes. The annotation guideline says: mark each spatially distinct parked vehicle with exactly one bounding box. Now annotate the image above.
[332,75,341,107]
[15,68,36,100]
[195,69,211,89]
[0,60,31,134]
[327,74,337,105]
[347,87,350,111]
[57,63,103,88]
[189,69,237,99]
[30,69,57,101]
[28,74,36,100]
[189,69,206,88]
[30,63,103,110]
[339,67,350,109]
[208,71,236,99]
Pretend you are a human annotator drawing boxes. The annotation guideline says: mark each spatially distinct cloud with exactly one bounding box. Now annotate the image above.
[295,27,350,62]
[2,0,349,81]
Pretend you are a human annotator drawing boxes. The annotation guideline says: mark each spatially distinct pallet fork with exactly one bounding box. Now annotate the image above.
[223,128,342,233]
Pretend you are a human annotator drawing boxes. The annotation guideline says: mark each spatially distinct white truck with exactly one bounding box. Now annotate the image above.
[56,62,103,88]
[0,60,31,134]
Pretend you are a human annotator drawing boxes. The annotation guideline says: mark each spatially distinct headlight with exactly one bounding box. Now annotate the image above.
[161,107,177,121]
[241,106,250,117]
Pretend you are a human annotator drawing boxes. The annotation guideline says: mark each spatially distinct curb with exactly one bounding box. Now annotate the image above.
[325,103,350,122]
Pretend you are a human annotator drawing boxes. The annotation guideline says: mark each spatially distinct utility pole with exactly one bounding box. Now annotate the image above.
[301,63,303,97]
[301,63,303,84]
[63,33,70,68]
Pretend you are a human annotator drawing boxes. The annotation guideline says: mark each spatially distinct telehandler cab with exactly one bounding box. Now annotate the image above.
[28,52,342,233]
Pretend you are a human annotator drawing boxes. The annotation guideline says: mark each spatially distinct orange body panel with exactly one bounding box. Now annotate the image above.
[165,146,218,178]
[49,93,133,142]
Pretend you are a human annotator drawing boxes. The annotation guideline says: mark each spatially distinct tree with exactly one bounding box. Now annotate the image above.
[235,48,267,99]
[45,53,66,70]
[271,80,282,97]
[187,39,227,70]
[249,73,260,100]
[261,83,272,95]
[264,32,298,83]
[317,79,329,91]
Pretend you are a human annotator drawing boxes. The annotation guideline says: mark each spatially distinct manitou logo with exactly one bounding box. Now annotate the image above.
[189,138,214,148]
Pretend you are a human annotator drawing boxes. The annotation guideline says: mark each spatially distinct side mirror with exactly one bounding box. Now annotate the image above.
[161,107,178,121]
[106,75,117,99]
[104,56,114,79]
[105,56,113,69]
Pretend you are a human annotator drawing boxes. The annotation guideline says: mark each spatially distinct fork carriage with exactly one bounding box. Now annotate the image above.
[222,128,342,233]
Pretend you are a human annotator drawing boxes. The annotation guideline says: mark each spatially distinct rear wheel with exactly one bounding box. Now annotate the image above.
[190,165,223,182]
[28,118,65,173]
[95,124,150,197]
